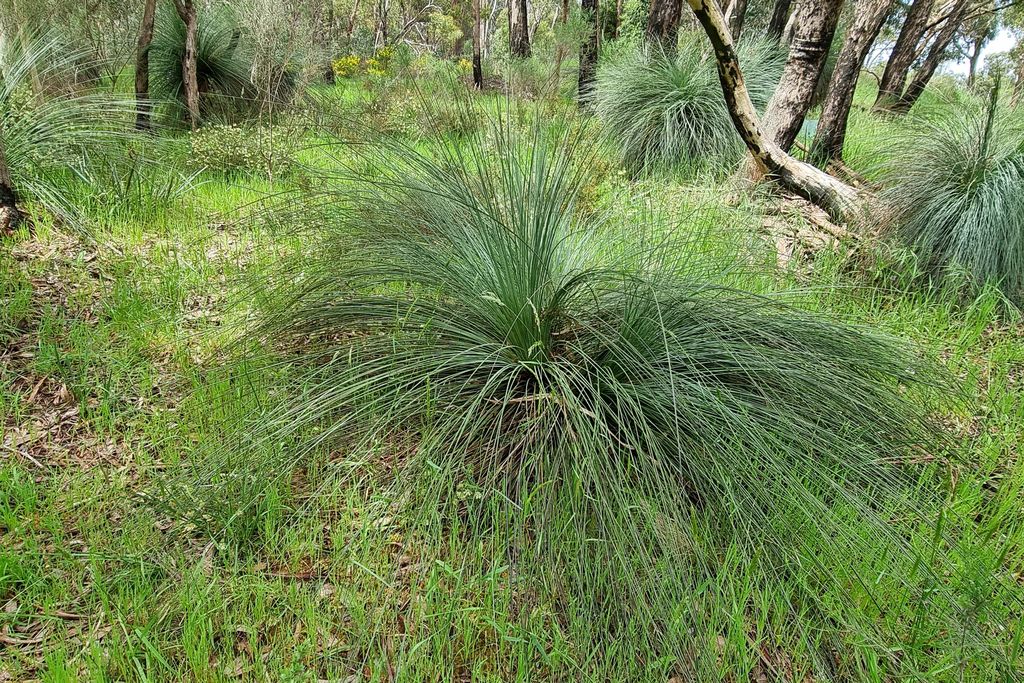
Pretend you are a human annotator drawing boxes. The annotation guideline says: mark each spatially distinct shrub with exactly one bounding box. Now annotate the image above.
[188,123,298,179]
[593,34,784,175]
[331,55,360,78]
[880,90,1024,305]
[173,119,1008,675]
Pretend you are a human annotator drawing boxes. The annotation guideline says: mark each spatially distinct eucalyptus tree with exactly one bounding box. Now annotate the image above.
[135,0,158,131]
[761,0,846,153]
[646,0,683,49]
[509,0,530,56]
[578,0,599,100]
[811,0,895,161]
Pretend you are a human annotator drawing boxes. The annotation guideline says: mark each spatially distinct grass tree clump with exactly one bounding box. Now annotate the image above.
[592,34,783,175]
[150,4,255,124]
[177,120,1014,677]
[0,32,142,232]
[880,92,1024,305]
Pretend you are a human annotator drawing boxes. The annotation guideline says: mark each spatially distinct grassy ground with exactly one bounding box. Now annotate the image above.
[2,72,1023,682]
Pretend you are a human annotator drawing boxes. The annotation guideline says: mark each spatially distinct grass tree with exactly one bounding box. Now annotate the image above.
[168,116,1013,675]
[0,32,140,233]
[593,36,783,175]
[881,88,1024,305]
[150,4,253,125]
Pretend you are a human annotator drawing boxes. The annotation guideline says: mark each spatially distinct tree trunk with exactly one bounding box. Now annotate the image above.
[135,0,157,131]
[872,0,933,110]
[615,0,623,38]
[685,0,866,223]
[810,0,894,162]
[0,131,21,234]
[645,0,683,49]
[892,0,970,112]
[171,0,200,129]
[967,36,983,89]
[509,0,531,57]
[347,0,360,37]
[726,0,747,41]
[473,0,483,88]
[767,0,792,41]
[762,0,846,153]
[579,0,599,101]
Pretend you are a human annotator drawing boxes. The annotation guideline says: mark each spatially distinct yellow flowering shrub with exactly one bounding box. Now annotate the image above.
[457,58,472,72]
[332,55,360,78]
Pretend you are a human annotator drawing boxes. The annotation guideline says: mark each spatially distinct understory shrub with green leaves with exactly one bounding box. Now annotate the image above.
[593,34,783,175]
[171,119,1017,678]
[880,93,1024,305]
[188,123,299,179]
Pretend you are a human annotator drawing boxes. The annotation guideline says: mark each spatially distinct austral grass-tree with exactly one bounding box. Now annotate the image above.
[163,116,1016,677]
[880,87,1024,305]
[150,3,253,126]
[0,31,141,234]
[593,35,783,175]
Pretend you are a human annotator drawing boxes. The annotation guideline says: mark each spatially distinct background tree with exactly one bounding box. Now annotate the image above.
[766,0,792,41]
[685,0,865,221]
[509,0,531,56]
[811,0,895,161]
[646,0,683,49]
[890,0,972,112]
[170,0,201,128]
[873,0,934,109]
[0,124,19,234]
[473,0,483,88]
[135,0,158,131]
[579,0,600,100]
[725,0,748,39]
[960,4,1000,88]
[761,0,847,152]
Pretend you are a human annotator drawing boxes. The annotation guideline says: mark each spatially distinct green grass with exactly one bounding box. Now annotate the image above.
[1,72,1023,682]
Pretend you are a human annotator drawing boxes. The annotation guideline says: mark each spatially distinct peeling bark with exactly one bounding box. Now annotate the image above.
[685,0,867,224]
[811,0,894,161]
[170,0,200,129]
[762,0,846,153]
[873,0,933,110]
[509,0,531,58]
[135,0,157,131]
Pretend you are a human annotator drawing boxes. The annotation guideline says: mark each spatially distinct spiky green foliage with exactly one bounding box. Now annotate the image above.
[0,32,141,230]
[150,4,255,123]
[880,92,1024,305]
[592,34,783,175]
[170,120,1015,677]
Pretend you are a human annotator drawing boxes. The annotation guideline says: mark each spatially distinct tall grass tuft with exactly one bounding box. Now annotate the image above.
[880,89,1024,305]
[171,118,1015,677]
[592,34,783,175]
